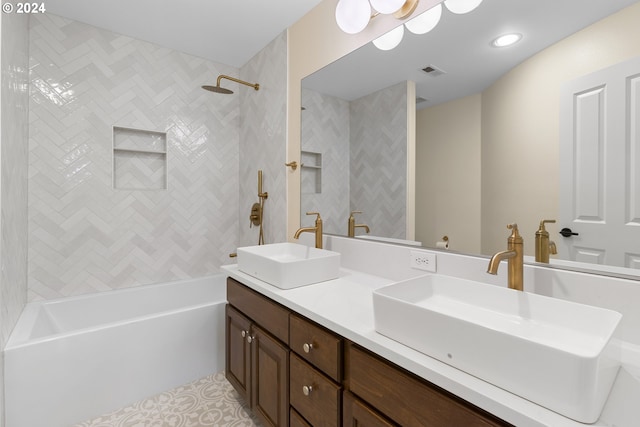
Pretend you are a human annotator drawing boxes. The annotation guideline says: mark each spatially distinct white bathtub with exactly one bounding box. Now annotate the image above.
[4,274,227,427]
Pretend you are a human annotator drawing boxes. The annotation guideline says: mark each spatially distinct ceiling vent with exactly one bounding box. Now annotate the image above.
[421,64,446,77]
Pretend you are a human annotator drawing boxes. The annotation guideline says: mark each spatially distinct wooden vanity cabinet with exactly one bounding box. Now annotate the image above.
[226,278,290,427]
[289,314,343,427]
[346,343,512,427]
[343,391,398,427]
[226,277,512,427]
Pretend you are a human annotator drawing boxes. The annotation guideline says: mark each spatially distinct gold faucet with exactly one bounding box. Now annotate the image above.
[348,211,370,237]
[294,212,323,249]
[535,219,557,263]
[487,223,524,291]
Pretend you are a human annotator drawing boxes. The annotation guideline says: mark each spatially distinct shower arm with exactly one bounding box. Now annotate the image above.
[217,75,260,91]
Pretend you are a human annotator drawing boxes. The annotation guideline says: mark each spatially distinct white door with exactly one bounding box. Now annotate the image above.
[559,56,640,268]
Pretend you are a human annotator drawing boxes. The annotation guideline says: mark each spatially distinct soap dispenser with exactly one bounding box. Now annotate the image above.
[535,219,557,263]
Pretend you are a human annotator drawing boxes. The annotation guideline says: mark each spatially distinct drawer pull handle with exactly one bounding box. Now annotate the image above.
[302,385,313,396]
[303,343,314,353]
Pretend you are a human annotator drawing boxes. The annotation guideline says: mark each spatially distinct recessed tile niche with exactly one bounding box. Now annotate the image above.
[113,126,167,190]
[301,150,322,194]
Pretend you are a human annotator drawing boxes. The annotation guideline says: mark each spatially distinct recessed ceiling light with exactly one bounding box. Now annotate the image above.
[492,33,522,47]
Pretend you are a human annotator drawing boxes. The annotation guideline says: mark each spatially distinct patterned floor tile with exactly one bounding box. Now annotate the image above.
[74,372,261,427]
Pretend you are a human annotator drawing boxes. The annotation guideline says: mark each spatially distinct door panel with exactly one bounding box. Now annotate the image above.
[559,56,640,268]
[251,325,289,427]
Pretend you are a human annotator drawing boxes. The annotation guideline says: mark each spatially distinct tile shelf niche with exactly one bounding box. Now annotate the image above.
[301,150,322,194]
[113,126,168,191]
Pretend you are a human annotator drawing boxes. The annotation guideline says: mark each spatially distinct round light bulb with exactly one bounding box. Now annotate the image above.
[372,25,404,51]
[404,4,442,35]
[492,33,522,47]
[335,0,371,34]
[444,0,483,14]
[369,0,406,14]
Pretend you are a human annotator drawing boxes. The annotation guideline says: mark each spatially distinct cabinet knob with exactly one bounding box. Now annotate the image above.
[247,335,255,344]
[303,343,314,353]
[241,330,247,338]
[302,385,313,396]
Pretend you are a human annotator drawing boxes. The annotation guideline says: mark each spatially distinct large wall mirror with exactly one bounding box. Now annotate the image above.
[301,0,640,276]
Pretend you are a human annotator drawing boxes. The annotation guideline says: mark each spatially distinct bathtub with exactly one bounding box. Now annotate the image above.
[4,274,227,427]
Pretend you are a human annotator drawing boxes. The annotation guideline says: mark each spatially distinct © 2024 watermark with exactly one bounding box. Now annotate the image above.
[2,2,46,14]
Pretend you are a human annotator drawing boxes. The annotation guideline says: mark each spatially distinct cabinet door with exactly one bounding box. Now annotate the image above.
[343,391,397,427]
[251,324,289,427]
[226,305,252,404]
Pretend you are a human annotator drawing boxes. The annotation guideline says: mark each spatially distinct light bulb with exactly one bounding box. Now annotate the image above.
[404,4,442,35]
[373,25,404,51]
[444,0,483,14]
[335,0,371,34]
[369,0,406,14]
[492,33,522,47]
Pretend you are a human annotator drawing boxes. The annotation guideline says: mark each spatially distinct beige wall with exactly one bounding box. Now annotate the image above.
[482,1,640,255]
[287,0,443,239]
[416,94,481,253]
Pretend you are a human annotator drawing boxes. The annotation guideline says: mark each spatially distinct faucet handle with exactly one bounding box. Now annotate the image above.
[539,219,556,229]
[305,211,322,222]
[507,223,523,243]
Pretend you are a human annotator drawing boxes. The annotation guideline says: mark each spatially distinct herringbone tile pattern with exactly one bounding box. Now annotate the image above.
[350,82,408,239]
[301,88,350,235]
[238,32,288,247]
[28,14,240,300]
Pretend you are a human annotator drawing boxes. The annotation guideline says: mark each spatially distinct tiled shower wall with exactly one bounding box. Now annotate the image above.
[28,14,241,300]
[299,82,407,239]
[350,82,407,239]
[300,88,350,235]
[0,7,29,426]
[238,32,287,247]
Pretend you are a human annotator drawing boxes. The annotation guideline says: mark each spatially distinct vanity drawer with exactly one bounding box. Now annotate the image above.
[290,408,312,427]
[227,278,289,343]
[290,314,342,382]
[347,344,511,427]
[290,353,341,427]
[343,391,397,427]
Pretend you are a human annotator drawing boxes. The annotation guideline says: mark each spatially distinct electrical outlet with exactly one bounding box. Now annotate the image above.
[410,250,437,272]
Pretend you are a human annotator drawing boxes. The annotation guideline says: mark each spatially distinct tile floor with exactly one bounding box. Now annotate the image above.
[74,372,262,427]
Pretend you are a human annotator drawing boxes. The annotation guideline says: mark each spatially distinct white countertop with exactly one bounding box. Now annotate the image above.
[222,264,640,427]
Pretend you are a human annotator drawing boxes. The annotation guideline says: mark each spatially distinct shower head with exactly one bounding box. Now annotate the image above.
[202,85,234,94]
[202,74,259,94]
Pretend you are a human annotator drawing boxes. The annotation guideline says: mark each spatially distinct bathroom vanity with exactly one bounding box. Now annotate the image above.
[222,235,640,427]
[225,277,509,427]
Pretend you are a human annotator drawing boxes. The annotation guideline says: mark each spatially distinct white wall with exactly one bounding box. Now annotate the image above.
[0,4,29,426]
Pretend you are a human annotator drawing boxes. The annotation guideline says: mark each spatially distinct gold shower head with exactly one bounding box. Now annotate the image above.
[202,74,259,94]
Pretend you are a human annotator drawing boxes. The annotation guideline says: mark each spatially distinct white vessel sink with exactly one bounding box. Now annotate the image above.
[372,274,622,423]
[237,243,340,289]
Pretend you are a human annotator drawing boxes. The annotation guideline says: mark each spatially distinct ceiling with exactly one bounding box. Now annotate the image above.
[302,0,638,108]
[45,0,322,68]
[44,0,638,106]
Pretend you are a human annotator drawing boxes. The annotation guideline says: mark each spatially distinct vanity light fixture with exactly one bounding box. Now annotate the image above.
[373,2,441,51]
[443,0,483,14]
[404,3,442,34]
[373,24,405,50]
[335,0,419,34]
[492,33,522,47]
